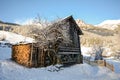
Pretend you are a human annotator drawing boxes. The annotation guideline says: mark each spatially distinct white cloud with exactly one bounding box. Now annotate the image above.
[14,18,34,25]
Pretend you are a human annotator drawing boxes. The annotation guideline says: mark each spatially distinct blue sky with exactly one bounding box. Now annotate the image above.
[0,0,120,25]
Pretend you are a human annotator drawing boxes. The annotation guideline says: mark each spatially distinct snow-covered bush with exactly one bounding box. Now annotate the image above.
[0,33,6,41]
[114,51,120,60]
[92,45,103,60]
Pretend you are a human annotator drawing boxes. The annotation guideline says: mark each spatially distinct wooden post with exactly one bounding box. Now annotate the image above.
[41,47,45,67]
[104,60,106,66]
[2,25,5,31]
[30,43,33,67]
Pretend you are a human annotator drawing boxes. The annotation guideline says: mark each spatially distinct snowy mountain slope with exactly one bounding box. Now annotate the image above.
[76,19,90,27]
[0,46,120,80]
[96,19,120,30]
[0,31,34,44]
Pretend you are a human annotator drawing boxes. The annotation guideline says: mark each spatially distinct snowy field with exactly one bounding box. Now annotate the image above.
[0,31,120,80]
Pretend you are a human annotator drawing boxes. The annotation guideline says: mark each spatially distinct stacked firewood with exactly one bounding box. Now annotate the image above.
[12,44,31,67]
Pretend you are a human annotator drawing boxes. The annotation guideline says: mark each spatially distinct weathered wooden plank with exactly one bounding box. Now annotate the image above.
[59,47,80,52]
[58,52,80,54]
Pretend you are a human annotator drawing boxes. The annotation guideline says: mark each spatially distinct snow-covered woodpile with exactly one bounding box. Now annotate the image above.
[12,42,62,67]
[12,15,83,67]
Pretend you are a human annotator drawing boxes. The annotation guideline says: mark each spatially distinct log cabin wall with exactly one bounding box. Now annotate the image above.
[68,18,81,48]
[57,17,83,64]
[30,46,46,67]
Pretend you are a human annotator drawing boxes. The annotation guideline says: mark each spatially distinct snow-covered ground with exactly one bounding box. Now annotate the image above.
[0,60,120,80]
[81,46,92,57]
[105,57,120,74]
[0,46,120,80]
[0,47,11,60]
[0,31,120,80]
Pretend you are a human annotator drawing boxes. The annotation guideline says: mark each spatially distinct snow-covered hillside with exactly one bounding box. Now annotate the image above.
[96,19,120,30]
[0,31,34,44]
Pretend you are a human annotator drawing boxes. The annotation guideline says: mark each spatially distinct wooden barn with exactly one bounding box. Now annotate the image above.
[12,16,83,67]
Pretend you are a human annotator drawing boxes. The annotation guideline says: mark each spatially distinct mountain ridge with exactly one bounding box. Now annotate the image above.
[0,20,20,26]
[95,19,120,30]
